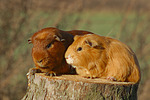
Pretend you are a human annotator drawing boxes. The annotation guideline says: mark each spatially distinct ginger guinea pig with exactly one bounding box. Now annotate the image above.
[65,34,141,83]
[28,27,93,75]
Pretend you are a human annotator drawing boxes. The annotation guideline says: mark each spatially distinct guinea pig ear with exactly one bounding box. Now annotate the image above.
[85,40,97,47]
[85,39,104,49]
[53,35,65,42]
[28,38,32,44]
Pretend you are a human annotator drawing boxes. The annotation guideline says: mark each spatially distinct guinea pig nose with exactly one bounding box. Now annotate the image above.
[66,55,72,59]
[66,56,68,59]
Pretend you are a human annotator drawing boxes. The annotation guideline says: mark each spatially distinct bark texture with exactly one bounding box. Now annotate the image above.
[22,71,139,100]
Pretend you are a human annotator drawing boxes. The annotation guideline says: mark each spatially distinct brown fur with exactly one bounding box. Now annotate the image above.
[29,27,93,75]
[65,34,141,83]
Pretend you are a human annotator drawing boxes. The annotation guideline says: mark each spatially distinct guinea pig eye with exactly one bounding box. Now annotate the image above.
[46,43,52,48]
[77,47,82,51]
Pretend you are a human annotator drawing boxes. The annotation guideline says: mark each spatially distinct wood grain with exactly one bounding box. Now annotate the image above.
[22,71,139,100]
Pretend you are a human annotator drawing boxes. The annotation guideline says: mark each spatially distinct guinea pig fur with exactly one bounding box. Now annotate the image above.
[65,34,141,83]
[28,27,93,75]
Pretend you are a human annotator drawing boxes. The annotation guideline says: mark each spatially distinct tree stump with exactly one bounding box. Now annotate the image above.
[22,70,139,100]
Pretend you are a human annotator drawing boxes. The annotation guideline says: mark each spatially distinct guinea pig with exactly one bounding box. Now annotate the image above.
[65,34,141,83]
[28,27,93,76]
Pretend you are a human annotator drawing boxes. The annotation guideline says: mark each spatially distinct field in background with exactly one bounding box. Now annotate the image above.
[0,0,150,100]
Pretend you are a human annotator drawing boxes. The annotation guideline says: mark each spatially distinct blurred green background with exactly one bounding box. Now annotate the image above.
[0,0,150,100]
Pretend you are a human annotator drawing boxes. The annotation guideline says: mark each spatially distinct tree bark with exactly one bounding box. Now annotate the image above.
[22,70,139,100]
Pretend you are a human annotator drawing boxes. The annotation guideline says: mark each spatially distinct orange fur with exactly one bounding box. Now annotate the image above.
[65,34,141,83]
[29,27,93,75]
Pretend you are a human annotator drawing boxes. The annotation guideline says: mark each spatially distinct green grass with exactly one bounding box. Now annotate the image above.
[25,11,145,37]
[81,12,122,36]
[29,11,140,38]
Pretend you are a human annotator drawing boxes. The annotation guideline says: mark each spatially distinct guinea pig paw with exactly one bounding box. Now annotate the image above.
[28,68,42,75]
[107,76,117,81]
[45,71,56,77]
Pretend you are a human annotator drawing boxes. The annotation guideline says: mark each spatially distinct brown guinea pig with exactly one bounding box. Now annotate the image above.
[65,34,141,83]
[28,27,93,76]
